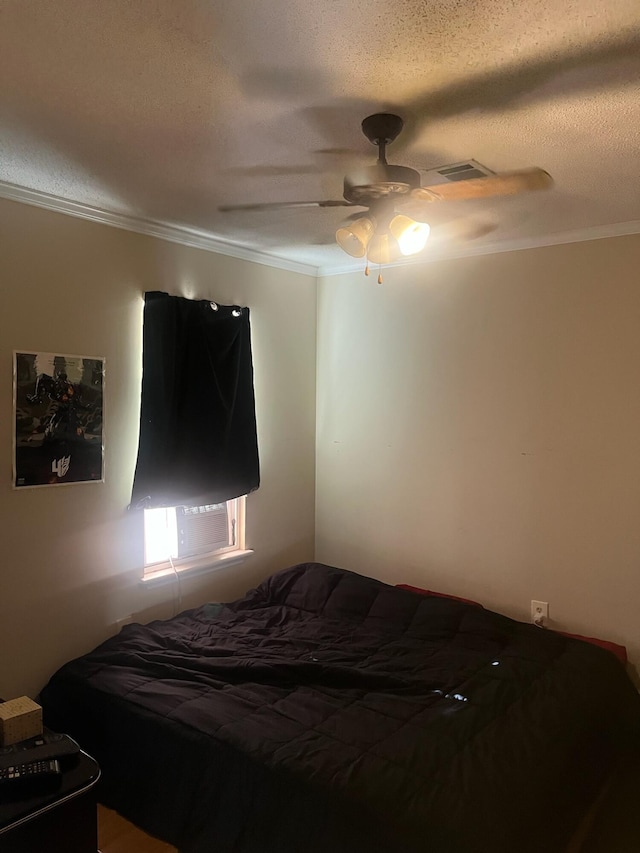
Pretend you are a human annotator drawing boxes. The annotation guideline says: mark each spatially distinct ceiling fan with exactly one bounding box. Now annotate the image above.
[220,113,553,270]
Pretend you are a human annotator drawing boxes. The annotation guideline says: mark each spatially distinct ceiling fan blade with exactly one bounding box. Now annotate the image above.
[411,168,553,203]
[219,200,354,213]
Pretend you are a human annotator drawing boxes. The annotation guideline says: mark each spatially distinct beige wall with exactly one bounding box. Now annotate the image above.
[0,198,317,699]
[4,197,639,700]
[316,234,640,674]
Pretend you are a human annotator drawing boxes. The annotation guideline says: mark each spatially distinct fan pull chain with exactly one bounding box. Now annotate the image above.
[364,263,383,284]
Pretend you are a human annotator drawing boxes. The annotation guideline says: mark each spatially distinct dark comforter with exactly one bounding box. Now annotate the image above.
[41,563,640,853]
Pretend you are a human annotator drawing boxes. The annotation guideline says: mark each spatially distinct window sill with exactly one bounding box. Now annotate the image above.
[140,549,254,587]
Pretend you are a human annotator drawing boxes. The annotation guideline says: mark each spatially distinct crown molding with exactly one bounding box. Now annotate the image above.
[317,218,640,276]
[0,180,320,277]
[2,179,639,279]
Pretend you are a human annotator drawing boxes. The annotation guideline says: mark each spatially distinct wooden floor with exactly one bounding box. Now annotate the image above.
[98,805,177,853]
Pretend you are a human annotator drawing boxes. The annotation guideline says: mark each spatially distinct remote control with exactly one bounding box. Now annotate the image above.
[0,759,61,785]
[0,730,80,770]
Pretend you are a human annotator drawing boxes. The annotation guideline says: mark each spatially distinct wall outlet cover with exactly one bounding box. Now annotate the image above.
[531,600,549,623]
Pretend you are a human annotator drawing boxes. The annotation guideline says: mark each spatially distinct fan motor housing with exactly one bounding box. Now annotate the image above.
[343,164,421,205]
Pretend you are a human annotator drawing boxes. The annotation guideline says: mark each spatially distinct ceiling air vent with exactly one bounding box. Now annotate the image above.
[420,160,495,186]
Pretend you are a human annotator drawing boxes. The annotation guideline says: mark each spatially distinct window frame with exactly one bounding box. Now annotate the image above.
[141,495,252,584]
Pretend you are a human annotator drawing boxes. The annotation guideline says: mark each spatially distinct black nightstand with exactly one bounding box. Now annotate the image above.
[0,749,100,853]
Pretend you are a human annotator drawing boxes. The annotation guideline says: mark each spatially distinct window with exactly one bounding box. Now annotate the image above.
[132,294,258,583]
[142,496,248,581]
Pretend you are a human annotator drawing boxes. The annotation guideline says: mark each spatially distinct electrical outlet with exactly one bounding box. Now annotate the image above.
[531,600,549,625]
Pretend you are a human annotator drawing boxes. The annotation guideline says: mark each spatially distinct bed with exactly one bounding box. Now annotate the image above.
[40,562,640,853]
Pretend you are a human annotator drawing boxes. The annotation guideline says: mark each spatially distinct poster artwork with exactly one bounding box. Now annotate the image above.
[14,352,104,488]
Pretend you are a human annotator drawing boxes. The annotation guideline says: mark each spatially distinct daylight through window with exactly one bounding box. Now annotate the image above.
[143,496,244,575]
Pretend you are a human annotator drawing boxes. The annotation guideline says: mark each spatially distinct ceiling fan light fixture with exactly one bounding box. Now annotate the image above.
[367,233,398,265]
[336,216,375,258]
[389,215,431,256]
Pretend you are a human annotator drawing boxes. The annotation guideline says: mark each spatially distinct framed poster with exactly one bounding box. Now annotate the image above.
[13,351,105,488]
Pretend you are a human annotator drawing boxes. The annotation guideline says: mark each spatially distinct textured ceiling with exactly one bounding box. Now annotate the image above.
[1,0,639,270]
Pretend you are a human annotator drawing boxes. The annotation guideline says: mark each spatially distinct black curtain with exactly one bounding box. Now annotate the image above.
[130,291,260,508]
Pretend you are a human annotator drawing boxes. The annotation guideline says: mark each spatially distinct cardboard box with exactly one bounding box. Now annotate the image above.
[0,696,43,746]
